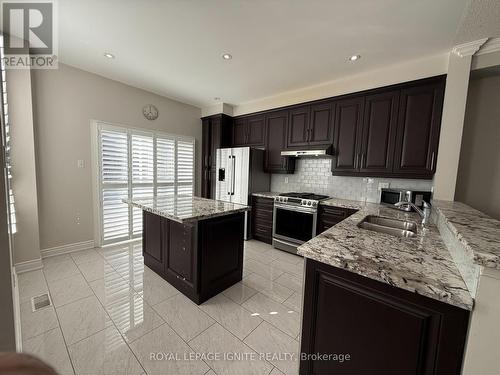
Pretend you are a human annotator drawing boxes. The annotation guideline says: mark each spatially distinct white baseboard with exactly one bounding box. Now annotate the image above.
[41,240,95,259]
[14,258,43,274]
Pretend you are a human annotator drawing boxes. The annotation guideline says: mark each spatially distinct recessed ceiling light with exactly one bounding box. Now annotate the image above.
[222,53,232,60]
[104,52,115,59]
[348,54,361,62]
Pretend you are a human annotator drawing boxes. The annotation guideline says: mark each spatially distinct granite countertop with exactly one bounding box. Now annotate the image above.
[252,192,281,199]
[433,200,500,270]
[297,204,473,310]
[124,195,250,224]
[252,192,367,210]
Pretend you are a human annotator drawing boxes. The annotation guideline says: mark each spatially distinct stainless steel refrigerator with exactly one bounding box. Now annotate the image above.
[215,147,270,239]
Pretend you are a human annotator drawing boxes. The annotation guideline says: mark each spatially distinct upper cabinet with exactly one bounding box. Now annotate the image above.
[232,115,265,147]
[265,110,295,173]
[358,90,400,174]
[210,75,446,180]
[287,103,334,148]
[331,97,365,173]
[393,81,445,177]
[331,76,445,178]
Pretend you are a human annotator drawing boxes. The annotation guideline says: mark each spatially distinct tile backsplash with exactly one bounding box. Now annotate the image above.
[270,158,433,203]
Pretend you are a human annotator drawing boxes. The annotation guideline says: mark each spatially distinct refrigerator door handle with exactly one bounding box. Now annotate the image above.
[231,155,236,195]
[227,155,232,195]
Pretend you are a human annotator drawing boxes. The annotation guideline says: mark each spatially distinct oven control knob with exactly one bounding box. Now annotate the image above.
[312,201,317,207]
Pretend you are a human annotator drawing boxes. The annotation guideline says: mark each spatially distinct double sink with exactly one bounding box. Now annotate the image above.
[358,215,418,238]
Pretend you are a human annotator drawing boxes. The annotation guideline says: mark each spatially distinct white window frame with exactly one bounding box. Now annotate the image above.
[91,120,195,246]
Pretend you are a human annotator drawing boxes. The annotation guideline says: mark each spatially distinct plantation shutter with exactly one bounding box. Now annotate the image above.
[100,129,129,242]
[97,123,195,245]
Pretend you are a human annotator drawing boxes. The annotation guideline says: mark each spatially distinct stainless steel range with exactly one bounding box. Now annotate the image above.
[272,192,329,255]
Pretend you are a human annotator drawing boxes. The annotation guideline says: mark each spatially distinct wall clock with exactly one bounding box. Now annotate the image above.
[142,104,159,120]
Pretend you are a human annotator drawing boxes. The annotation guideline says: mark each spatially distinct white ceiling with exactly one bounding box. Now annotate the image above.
[58,0,469,108]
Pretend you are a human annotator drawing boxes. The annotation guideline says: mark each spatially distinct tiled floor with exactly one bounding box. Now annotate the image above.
[18,240,304,375]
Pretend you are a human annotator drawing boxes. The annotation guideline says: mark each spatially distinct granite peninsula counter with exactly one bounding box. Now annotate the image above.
[124,195,250,304]
[297,202,473,310]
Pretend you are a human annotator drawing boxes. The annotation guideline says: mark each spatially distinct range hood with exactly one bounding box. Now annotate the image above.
[281,146,333,157]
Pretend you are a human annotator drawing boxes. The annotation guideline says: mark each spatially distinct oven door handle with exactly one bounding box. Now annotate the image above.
[274,203,316,214]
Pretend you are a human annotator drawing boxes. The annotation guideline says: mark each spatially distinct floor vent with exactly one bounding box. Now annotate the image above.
[31,293,52,312]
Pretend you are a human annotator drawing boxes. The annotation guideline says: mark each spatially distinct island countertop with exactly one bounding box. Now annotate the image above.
[297,203,473,311]
[124,195,250,223]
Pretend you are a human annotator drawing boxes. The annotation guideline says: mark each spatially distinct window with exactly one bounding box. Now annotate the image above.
[0,34,16,235]
[95,122,194,245]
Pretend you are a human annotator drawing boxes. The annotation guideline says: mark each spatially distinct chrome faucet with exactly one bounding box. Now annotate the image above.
[394,201,432,225]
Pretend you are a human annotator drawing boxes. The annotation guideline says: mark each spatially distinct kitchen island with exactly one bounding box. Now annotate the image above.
[125,195,250,304]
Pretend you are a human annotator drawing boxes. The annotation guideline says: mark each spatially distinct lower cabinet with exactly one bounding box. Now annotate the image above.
[317,205,357,235]
[300,259,470,375]
[142,210,244,304]
[251,196,274,244]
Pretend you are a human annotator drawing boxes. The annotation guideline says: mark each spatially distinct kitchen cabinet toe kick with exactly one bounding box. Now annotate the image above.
[142,210,245,304]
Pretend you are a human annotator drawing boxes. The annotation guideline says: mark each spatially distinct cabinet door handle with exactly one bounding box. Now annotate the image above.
[307,128,311,142]
[360,154,365,168]
[430,152,435,170]
[355,154,359,169]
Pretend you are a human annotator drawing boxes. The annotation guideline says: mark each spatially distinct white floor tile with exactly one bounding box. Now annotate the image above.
[222,282,258,304]
[57,295,112,345]
[283,292,303,313]
[17,270,49,304]
[274,273,303,293]
[43,258,80,282]
[77,258,115,282]
[20,301,59,341]
[23,327,74,375]
[47,273,93,307]
[242,273,294,303]
[242,293,301,339]
[199,294,262,340]
[68,326,143,375]
[243,258,284,281]
[130,323,209,375]
[153,293,214,342]
[89,271,137,308]
[189,323,273,375]
[244,322,299,375]
[70,249,102,265]
[131,267,179,306]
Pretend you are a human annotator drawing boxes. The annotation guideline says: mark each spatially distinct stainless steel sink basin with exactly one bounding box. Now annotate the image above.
[358,215,418,238]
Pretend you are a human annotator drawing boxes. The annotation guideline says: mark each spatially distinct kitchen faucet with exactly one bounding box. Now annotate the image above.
[394,201,432,225]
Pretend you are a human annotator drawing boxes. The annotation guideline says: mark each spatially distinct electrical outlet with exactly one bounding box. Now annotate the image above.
[378,182,390,191]
[77,159,85,168]
[284,177,289,184]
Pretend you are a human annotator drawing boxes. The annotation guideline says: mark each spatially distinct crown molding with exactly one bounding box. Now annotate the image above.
[452,38,488,57]
[475,37,500,56]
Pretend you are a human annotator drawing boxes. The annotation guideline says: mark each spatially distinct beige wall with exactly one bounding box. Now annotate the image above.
[455,72,500,220]
[8,68,42,264]
[31,64,201,250]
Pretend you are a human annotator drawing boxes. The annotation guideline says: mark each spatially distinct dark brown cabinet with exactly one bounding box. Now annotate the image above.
[287,106,310,147]
[287,103,334,148]
[201,114,232,199]
[393,81,445,177]
[205,75,446,180]
[331,76,445,178]
[251,196,274,244]
[164,221,197,291]
[316,205,357,235]
[142,211,164,275]
[232,115,265,147]
[300,259,469,375]
[309,102,334,146]
[331,97,365,173]
[143,210,245,304]
[265,111,295,173]
[358,90,400,175]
